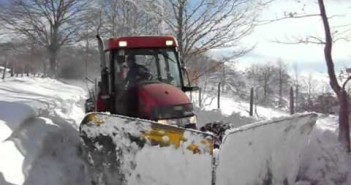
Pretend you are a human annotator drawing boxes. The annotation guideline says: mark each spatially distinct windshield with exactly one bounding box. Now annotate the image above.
[113,48,182,87]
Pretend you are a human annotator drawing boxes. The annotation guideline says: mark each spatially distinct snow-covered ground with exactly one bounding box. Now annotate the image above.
[0,77,351,185]
[0,77,89,185]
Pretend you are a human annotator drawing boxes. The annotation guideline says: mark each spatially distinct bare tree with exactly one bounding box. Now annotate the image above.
[247,61,292,108]
[247,63,275,105]
[98,0,162,37]
[292,62,300,111]
[306,73,316,107]
[152,0,269,62]
[276,59,290,107]
[297,73,319,112]
[318,0,350,151]
[272,0,351,151]
[0,0,89,77]
[0,42,14,79]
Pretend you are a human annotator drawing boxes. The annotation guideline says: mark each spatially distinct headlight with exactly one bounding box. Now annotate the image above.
[118,41,127,47]
[165,40,174,46]
[157,115,197,129]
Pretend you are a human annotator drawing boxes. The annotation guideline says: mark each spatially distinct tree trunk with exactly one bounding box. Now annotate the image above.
[339,89,350,152]
[295,85,299,111]
[279,71,283,107]
[48,49,58,78]
[176,1,185,63]
[290,86,294,115]
[222,63,226,93]
[217,82,221,109]
[10,63,14,77]
[264,81,268,104]
[2,61,7,79]
[318,0,350,151]
[318,0,341,94]
[250,87,254,116]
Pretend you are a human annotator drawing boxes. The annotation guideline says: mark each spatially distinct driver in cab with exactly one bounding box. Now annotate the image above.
[125,55,151,88]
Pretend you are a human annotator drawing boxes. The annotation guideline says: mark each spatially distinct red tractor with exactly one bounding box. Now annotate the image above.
[81,36,215,185]
[80,35,318,185]
[85,35,199,129]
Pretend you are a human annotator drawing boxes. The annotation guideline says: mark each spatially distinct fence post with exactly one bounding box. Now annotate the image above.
[250,87,254,116]
[199,88,202,108]
[218,82,221,109]
[290,86,295,115]
[21,66,24,77]
[2,61,7,80]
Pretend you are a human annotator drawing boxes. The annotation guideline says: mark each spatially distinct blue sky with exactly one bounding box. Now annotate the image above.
[211,0,351,74]
[0,0,9,6]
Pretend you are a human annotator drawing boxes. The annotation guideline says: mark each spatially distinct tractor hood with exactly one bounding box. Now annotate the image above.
[137,82,194,119]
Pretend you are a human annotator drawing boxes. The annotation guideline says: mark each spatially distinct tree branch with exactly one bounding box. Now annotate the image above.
[318,0,341,95]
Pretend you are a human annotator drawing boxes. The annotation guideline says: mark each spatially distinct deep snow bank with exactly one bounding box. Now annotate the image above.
[0,102,36,185]
[0,77,88,185]
[296,116,351,185]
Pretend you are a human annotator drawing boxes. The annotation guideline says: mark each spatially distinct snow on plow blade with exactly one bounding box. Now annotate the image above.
[79,112,214,185]
[216,113,317,185]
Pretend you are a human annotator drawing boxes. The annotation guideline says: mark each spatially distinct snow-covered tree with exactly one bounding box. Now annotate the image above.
[0,0,90,77]
[95,0,162,37]
[151,0,270,63]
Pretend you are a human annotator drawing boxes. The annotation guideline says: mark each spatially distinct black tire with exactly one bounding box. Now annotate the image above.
[199,121,232,148]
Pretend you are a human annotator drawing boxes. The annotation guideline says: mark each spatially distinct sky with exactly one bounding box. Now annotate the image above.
[1,0,349,75]
[211,0,351,74]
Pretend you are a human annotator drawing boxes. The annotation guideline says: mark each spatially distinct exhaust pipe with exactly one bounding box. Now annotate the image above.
[96,35,108,95]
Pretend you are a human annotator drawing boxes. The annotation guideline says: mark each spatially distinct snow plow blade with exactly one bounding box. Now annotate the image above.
[79,112,214,185]
[216,113,317,185]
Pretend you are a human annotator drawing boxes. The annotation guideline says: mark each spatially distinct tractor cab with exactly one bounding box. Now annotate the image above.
[95,36,198,128]
[113,43,183,90]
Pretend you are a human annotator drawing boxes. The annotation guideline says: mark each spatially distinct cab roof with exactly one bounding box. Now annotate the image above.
[106,36,178,50]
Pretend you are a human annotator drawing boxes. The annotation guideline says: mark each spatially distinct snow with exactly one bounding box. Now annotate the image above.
[129,145,212,185]
[297,116,351,185]
[80,113,213,185]
[0,77,88,185]
[0,76,350,185]
[191,91,288,125]
[216,113,317,185]
[0,102,36,184]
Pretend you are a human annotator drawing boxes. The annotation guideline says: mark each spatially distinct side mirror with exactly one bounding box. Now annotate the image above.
[182,86,200,92]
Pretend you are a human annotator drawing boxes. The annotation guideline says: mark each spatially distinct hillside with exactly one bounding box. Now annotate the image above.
[193,60,348,117]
